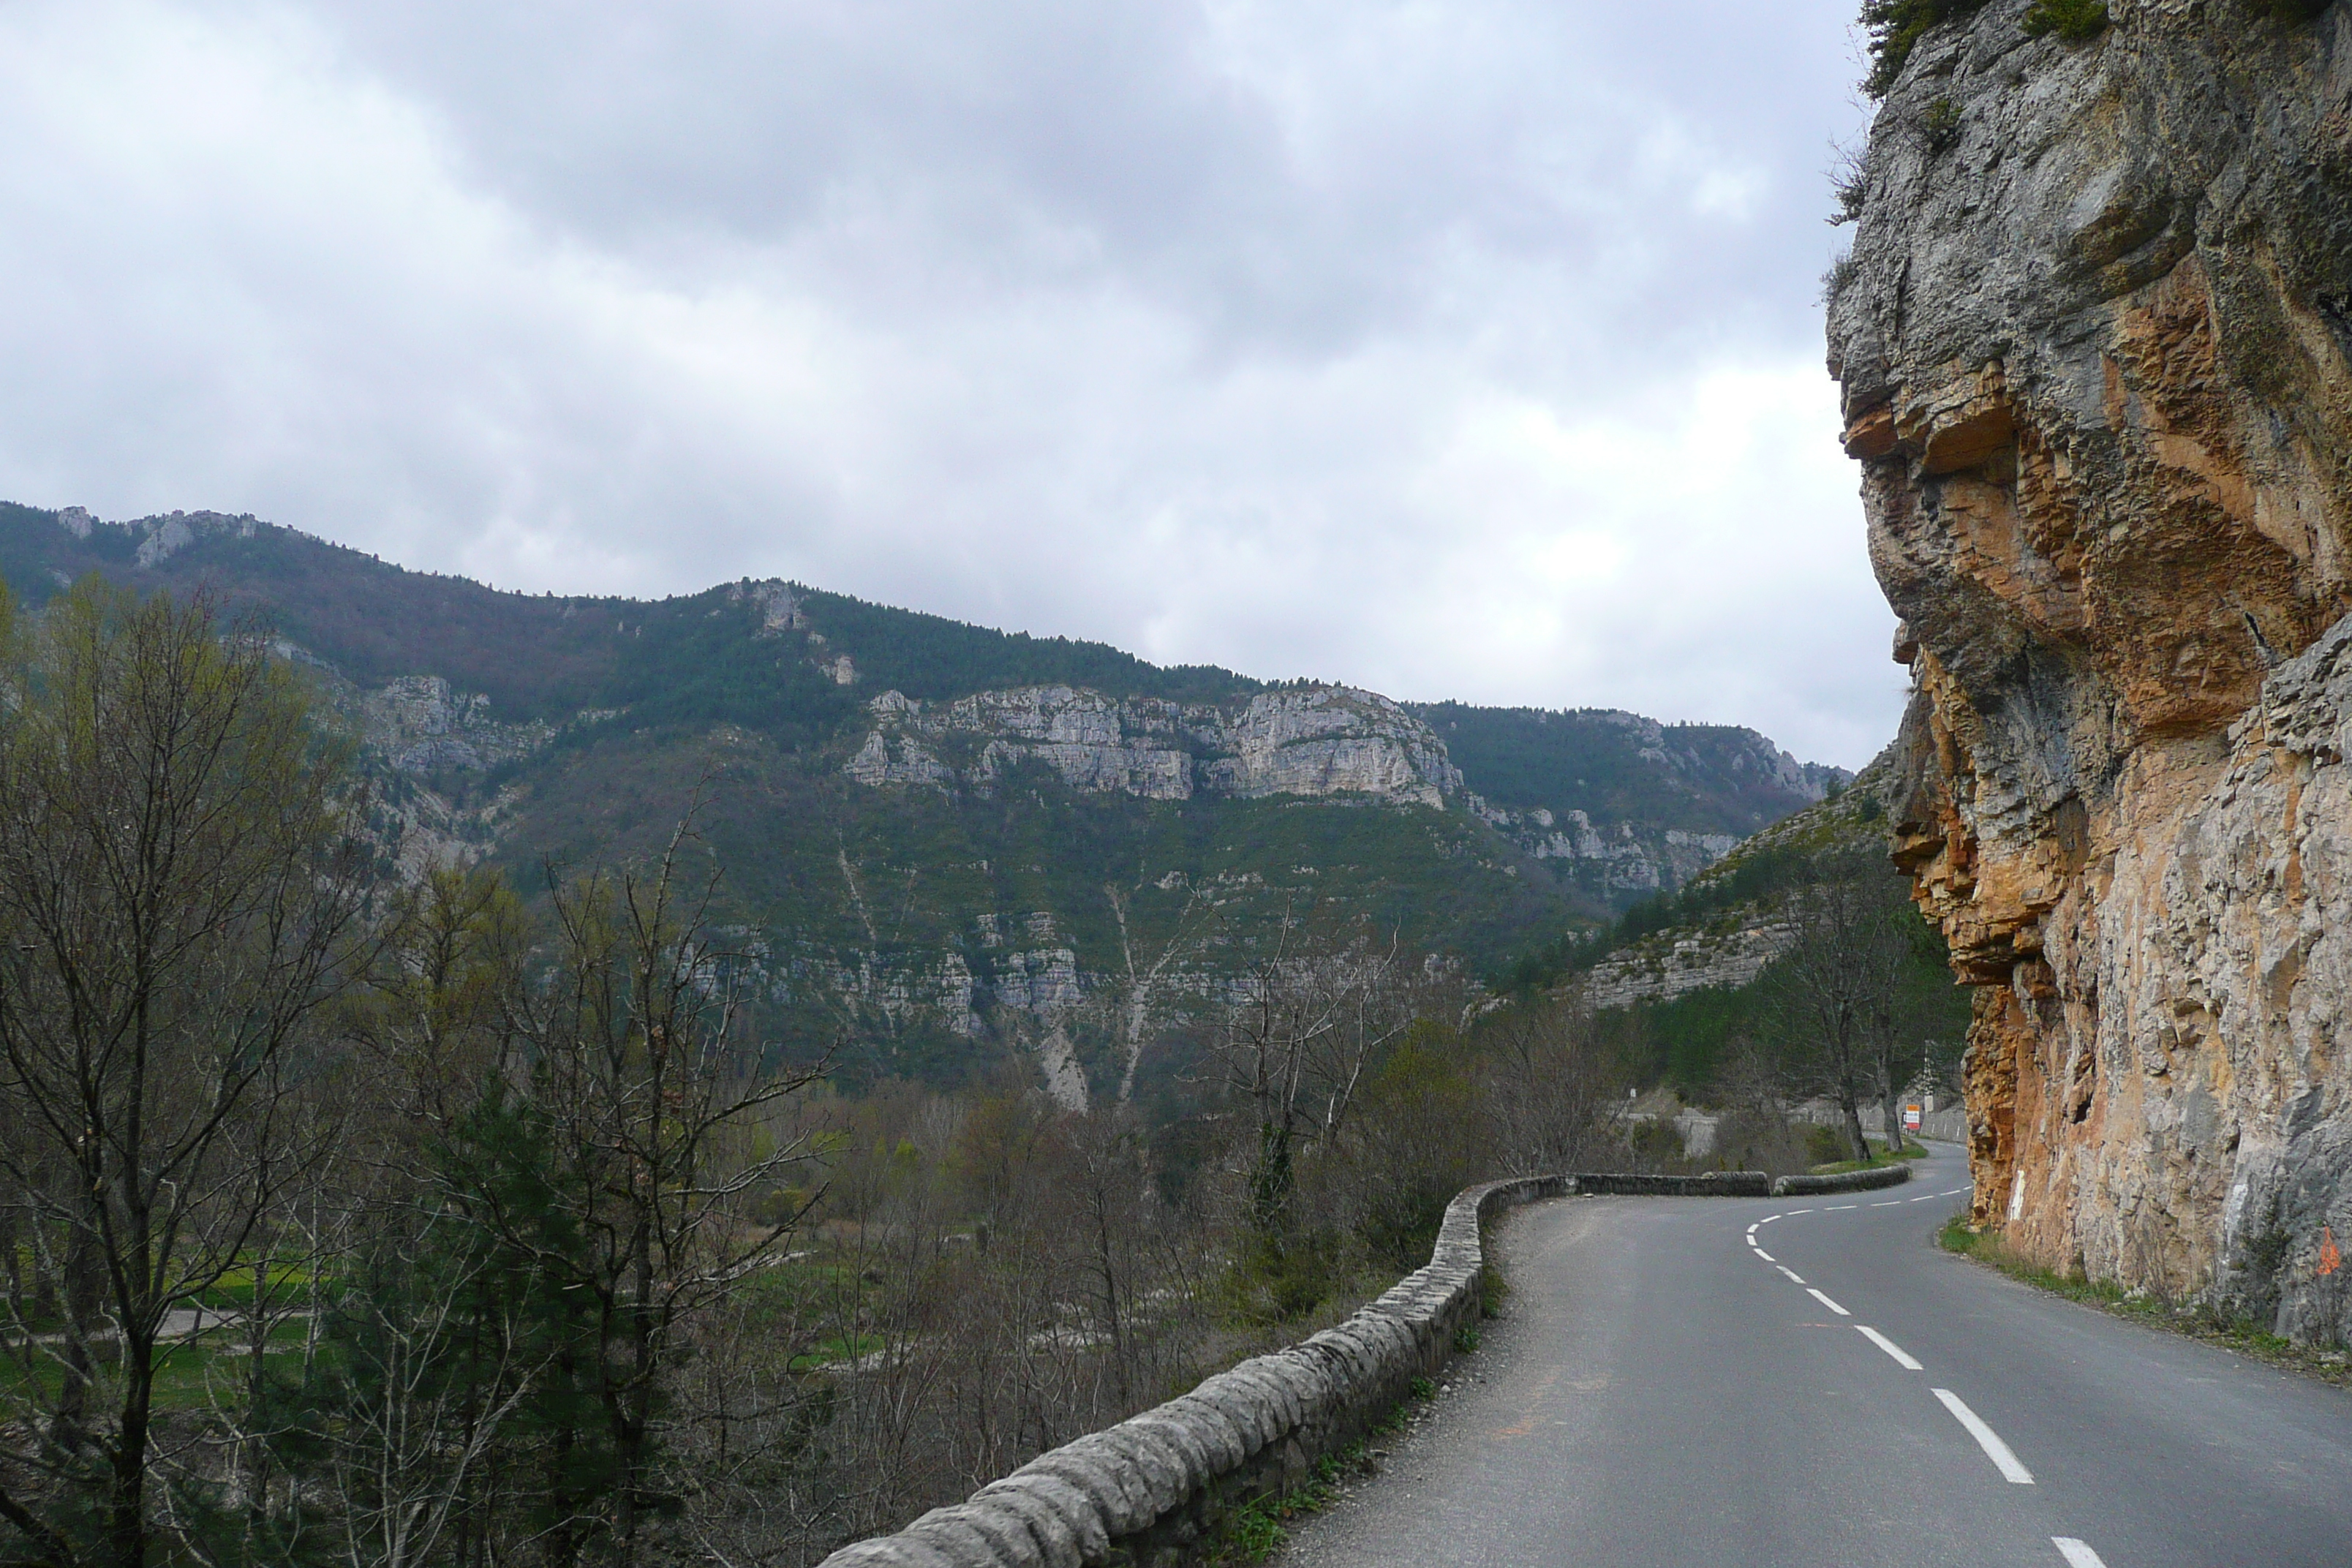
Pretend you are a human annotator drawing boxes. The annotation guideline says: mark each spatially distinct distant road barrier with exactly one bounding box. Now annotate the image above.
[1770,1163,1916,1198]
[817,1161,1911,1567]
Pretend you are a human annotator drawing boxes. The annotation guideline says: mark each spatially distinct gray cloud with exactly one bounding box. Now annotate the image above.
[0,0,1896,764]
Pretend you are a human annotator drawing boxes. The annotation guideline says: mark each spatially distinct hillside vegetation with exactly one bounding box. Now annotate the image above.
[0,500,1849,1101]
[1512,753,1972,1126]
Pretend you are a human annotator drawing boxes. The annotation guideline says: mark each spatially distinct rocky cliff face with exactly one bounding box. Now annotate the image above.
[844,683,1463,807]
[361,674,557,772]
[1830,0,2352,1336]
[1467,797,1739,896]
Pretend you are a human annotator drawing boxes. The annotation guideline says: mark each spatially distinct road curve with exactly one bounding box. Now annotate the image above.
[1280,1145,2352,1568]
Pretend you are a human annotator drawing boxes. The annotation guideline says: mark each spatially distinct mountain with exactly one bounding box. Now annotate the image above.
[0,500,1848,1103]
[1412,702,1850,903]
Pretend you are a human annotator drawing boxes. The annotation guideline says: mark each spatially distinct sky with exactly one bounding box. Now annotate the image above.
[0,1,1897,766]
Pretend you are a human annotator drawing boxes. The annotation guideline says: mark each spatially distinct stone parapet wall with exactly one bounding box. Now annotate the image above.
[1771,1164,1915,1198]
[1574,1170,1768,1198]
[818,1167,1816,1568]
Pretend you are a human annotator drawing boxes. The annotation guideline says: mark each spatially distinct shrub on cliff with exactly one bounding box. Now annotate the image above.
[1861,0,1989,98]
[2021,0,2111,40]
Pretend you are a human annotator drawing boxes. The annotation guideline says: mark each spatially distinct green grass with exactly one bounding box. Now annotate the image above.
[785,1330,886,1371]
[1939,1218,2352,1388]
[190,1261,317,1310]
[1,1316,319,1412]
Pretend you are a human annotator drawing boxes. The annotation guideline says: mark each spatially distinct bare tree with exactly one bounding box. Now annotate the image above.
[1475,990,1620,1175]
[323,1213,540,1568]
[1102,877,1214,1104]
[1774,850,1911,1164]
[491,798,825,1567]
[1213,916,1423,1233]
[0,583,369,1568]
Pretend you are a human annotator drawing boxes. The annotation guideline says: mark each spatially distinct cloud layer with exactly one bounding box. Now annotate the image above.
[0,0,1895,764]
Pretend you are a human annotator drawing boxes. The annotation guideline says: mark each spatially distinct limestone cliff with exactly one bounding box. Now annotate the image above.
[843,682,1463,807]
[1829,0,2352,1336]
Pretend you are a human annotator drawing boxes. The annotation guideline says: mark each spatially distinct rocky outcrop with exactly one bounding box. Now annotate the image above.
[1582,916,1799,1010]
[728,578,810,633]
[844,684,1462,807]
[1471,796,1740,894]
[1829,0,2352,1336]
[361,675,556,772]
[50,505,262,565]
[1204,687,1462,804]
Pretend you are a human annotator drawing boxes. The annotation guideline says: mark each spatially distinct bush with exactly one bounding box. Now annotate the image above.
[1805,1124,1853,1166]
[1819,254,1861,305]
[1860,0,1990,99]
[2021,0,2110,39]
[1923,96,1963,154]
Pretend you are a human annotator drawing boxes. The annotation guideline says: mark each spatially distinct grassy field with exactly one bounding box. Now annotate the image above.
[1,1316,318,1411]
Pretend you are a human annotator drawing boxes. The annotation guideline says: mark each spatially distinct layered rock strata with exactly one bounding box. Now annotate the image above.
[1581,917,1799,1011]
[1829,0,2352,1336]
[845,683,1463,806]
[1468,796,1742,894]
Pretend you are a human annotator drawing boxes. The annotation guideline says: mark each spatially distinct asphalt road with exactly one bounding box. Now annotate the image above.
[1281,1145,2352,1568]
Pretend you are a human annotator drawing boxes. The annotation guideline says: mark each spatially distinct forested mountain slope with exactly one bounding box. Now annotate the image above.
[0,500,1847,1100]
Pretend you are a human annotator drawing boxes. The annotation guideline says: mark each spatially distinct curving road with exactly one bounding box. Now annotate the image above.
[1281,1145,2352,1568]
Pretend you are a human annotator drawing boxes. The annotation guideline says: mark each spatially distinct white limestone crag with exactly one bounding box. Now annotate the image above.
[843,684,1461,807]
[1202,687,1461,806]
[727,578,810,634]
[361,675,557,773]
[1469,796,1743,895]
[1580,916,1799,1010]
[54,507,262,565]
[1827,0,2352,1336]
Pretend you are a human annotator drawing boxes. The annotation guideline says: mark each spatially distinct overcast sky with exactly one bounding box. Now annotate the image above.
[0,1,1895,766]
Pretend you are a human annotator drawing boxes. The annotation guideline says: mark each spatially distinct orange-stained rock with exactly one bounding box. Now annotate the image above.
[1829,1,2352,1340]
[1843,404,1898,460]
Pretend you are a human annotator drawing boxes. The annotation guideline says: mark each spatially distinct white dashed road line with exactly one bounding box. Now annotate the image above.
[2051,1539,2108,1567]
[1750,1173,2090,1540]
[1933,1388,2035,1483]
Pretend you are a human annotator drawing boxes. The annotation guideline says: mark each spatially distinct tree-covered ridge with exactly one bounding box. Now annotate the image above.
[0,503,1259,741]
[1407,701,1844,835]
[791,586,1259,707]
[0,501,623,720]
